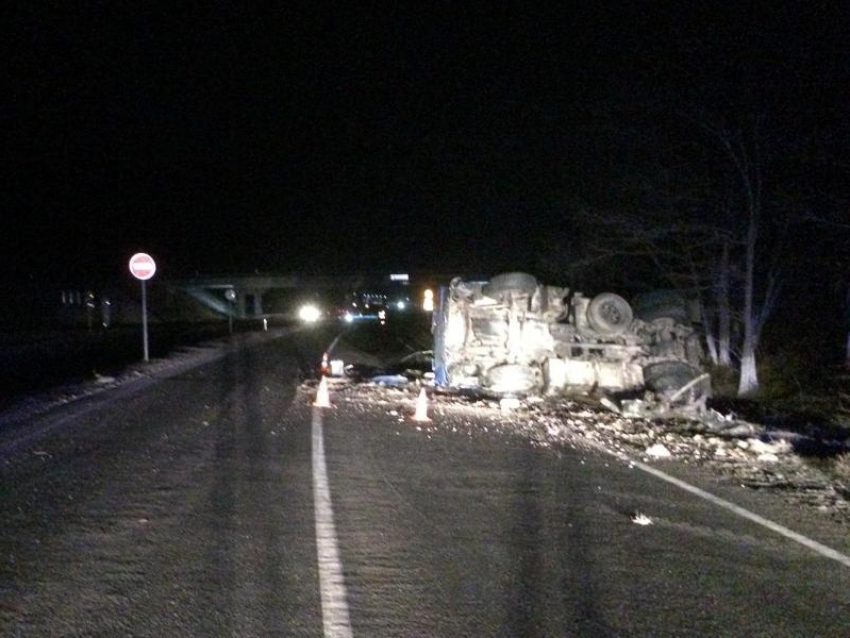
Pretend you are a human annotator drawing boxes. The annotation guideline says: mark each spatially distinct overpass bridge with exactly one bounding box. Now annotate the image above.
[166,272,448,319]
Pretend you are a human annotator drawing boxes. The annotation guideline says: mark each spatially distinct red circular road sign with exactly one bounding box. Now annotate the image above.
[129,253,157,281]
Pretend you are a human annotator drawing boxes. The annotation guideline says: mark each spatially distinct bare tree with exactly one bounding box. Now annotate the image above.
[714,234,733,367]
[546,111,801,396]
[703,119,787,394]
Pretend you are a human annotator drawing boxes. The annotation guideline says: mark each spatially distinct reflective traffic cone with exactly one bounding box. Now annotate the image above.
[412,387,431,422]
[314,376,331,408]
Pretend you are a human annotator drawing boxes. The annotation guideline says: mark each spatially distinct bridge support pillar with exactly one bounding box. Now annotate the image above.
[236,292,248,318]
[235,289,267,317]
[252,290,265,316]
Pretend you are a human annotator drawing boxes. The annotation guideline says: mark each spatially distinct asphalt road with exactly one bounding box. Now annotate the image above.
[1,331,849,637]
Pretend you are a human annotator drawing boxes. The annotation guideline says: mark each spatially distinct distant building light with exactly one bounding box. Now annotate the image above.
[390,273,409,282]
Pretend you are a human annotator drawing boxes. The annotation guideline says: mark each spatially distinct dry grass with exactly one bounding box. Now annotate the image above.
[833,453,850,482]
[837,383,850,428]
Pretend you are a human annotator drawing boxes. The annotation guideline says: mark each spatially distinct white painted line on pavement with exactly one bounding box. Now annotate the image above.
[630,458,850,569]
[326,333,344,355]
[312,406,354,638]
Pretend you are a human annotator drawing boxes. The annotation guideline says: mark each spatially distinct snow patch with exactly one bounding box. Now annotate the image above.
[0,329,288,433]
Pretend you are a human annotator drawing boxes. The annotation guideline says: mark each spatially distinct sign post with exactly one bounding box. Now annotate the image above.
[225,288,237,335]
[129,253,157,362]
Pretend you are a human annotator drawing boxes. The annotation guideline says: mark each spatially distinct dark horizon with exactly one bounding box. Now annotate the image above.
[3,4,849,284]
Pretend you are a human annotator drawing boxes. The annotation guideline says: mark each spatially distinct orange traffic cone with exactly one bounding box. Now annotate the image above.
[412,387,431,422]
[314,376,331,408]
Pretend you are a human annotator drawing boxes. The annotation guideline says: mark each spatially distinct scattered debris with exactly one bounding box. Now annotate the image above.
[500,398,522,413]
[307,378,850,524]
[645,443,672,459]
[631,512,653,526]
[371,374,410,387]
[600,397,622,414]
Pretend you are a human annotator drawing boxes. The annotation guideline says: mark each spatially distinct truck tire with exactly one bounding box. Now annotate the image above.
[482,272,538,299]
[586,293,633,336]
[632,290,688,323]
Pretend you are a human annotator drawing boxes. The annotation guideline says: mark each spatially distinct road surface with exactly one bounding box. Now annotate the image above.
[1,331,848,636]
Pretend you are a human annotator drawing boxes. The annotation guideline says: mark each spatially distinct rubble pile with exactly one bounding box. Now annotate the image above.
[526,399,850,521]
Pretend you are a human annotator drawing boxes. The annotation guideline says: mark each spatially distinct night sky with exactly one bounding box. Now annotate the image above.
[3,3,848,285]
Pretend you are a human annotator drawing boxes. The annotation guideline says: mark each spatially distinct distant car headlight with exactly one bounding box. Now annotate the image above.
[343,312,354,323]
[396,300,406,310]
[298,304,322,323]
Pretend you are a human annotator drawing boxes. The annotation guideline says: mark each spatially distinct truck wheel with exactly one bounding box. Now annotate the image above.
[586,293,633,336]
[632,290,689,323]
[482,272,538,299]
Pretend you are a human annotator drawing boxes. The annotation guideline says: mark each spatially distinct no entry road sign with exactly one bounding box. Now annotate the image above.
[128,252,156,362]
[129,253,157,281]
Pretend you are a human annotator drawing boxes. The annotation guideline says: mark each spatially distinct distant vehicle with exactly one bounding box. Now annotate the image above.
[292,293,331,325]
[297,303,322,324]
[432,272,708,408]
[338,287,413,322]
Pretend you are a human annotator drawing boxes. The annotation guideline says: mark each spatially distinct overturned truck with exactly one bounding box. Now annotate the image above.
[433,273,710,409]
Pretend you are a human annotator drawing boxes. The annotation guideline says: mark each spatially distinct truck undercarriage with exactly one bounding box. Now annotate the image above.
[433,273,710,412]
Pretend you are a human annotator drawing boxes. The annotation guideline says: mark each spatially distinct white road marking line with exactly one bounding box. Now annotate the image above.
[326,333,344,354]
[630,457,850,569]
[312,406,354,638]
